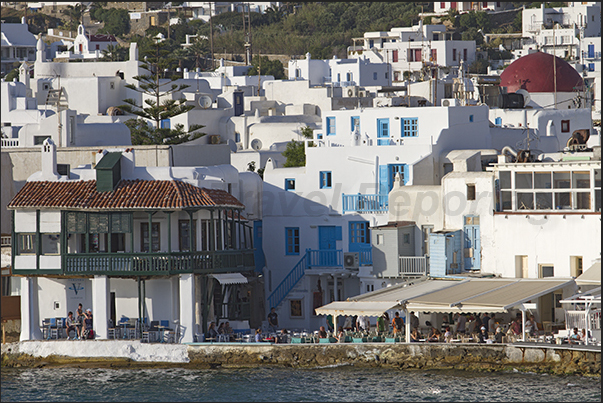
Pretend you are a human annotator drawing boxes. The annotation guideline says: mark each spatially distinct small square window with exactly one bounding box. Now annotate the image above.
[561,120,570,133]
[467,184,476,200]
[376,234,384,244]
[290,299,303,317]
[319,171,332,189]
[285,178,296,191]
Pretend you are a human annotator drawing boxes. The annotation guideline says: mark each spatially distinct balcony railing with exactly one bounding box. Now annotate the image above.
[1,138,20,148]
[61,250,255,276]
[399,255,429,276]
[342,194,388,213]
[307,249,342,268]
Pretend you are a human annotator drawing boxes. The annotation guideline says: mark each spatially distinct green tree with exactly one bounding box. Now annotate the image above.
[62,3,84,32]
[282,140,306,167]
[187,37,210,70]
[247,55,285,79]
[120,37,205,145]
[94,8,130,37]
[101,44,127,61]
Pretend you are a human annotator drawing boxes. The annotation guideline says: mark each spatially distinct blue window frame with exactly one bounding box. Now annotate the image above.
[469,115,474,122]
[377,118,390,145]
[588,63,595,71]
[495,117,502,126]
[285,227,300,255]
[285,178,295,191]
[317,132,323,139]
[401,117,418,137]
[373,72,378,80]
[351,116,360,133]
[320,171,332,189]
[160,119,171,129]
[326,117,336,136]
[349,221,370,252]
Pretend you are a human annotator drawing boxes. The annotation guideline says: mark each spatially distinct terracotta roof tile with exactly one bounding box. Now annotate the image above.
[7,180,245,210]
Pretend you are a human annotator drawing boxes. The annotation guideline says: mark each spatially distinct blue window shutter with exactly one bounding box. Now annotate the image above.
[403,164,409,185]
[379,165,389,194]
[495,117,502,126]
[335,226,342,241]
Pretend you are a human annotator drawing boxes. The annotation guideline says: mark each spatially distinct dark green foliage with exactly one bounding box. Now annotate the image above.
[247,55,285,79]
[4,68,19,82]
[120,37,205,145]
[92,8,130,37]
[468,59,489,74]
[282,140,306,167]
[462,27,484,45]
[61,4,84,32]
[100,44,127,61]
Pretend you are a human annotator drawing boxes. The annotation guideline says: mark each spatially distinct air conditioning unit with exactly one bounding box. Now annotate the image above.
[250,138,263,151]
[209,134,221,144]
[344,86,359,97]
[441,98,460,107]
[343,252,359,269]
[358,90,367,98]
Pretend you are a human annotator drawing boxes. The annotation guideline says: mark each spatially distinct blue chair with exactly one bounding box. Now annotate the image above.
[49,318,60,340]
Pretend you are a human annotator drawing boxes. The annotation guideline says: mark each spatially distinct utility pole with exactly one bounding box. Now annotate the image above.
[209,2,214,70]
[553,23,557,109]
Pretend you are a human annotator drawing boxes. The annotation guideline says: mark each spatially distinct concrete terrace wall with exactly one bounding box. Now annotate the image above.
[2,341,600,377]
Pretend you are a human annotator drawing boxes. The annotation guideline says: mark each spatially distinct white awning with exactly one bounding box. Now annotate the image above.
[575,261,601,285]
[210,273,248,285]
[314,278,463,317]
[405,278,575,314]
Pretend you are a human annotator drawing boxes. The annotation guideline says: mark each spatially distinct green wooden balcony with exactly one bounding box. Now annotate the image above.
[60,250,255,276]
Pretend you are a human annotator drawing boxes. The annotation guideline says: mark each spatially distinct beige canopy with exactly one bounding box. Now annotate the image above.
[575,261,601,286]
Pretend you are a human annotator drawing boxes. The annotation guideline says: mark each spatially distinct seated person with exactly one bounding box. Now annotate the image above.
[318,326,328,338]
[494,326,504,343]
[410,328,421,342]
[65,311,78,340]
[277,328,289,344]
[568,327,581,344]
[427,327,441,342]
[224,322,234,336]
[477,326,489,343]
[254,328,263,342]
[336,326,345,343]
[207,322,219,341]
[444,326,453,343]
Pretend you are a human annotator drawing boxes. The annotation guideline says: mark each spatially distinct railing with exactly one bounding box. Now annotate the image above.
[342,194,388,213]
[62,250,255,276]
[307,249,342,268]
[399,255,429,276]
[358,245,373,266]
[0,235,11,247]
[267,253,308,311]
[1,138,19,147]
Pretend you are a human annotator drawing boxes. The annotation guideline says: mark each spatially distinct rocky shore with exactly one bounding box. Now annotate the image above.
[2,341,600,377]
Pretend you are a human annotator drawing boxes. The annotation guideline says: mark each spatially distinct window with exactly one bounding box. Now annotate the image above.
[18,234,36,254]
[495,117,502,126]
[179,220,197,251]
[392,49,398,62]
[41,234,60,255]
[290,299,303,317]
[469,115,474,122]
[285,178,295,191]
[141,222,160,252]
[561,120,570,133]
[319,171,332,189]
[34,135,51,145]
[467,184,476,200]
[453,49,457,61]
[463,49,467,61]
[376,234,384,245]
[589,63,595,71]
[366,284,374,292]
[285,227,300,255]
[401,118,418,137]
[160,119,171,129]
[326,117,336,135]
[570,256,583,278]
[109,82,115,90]
[540,264,554,278]
[440,2,445,8]
[373,72,377,80]
[403,233,410,244]
[351,116,360,133]
[349,222,370,247]
[431,49,437,62]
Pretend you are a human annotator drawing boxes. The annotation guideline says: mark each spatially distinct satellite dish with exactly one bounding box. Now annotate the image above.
[198,94,212,109]
[515,89,530,107]
[250,138,263,151]
[227,139,237,153]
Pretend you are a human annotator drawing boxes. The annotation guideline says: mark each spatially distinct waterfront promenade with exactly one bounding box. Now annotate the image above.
[2,340,600,377]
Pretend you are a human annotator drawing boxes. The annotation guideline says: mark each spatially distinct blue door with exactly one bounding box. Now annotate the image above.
[379,164,408,194]
[319,226,337,266]
[588,44,594,58]
[463,215,481,270]
[377,118,390,145]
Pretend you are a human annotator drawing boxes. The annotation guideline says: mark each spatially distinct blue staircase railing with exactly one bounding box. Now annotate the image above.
[267,252,309,311]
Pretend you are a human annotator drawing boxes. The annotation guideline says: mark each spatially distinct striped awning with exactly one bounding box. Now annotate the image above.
[210,273,248,285]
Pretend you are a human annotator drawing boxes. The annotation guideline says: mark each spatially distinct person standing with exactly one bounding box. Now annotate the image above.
[376,314,386,334]
[409,312,419,330]
[481,313,490,333]
[267,307,278,333]
[392,312,404,336]
[343,315,353,331]
[455,313,467,335]
[488,314,497,334]
[326,314,334,333]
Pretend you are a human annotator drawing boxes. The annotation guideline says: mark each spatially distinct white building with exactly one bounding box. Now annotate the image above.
[348,23,477,82]
[522,3,601,41]
[0,18,37,76]
[433,2,507,14]
[54,25,118,60]
[9,139,264,342]
[180,2,282,22]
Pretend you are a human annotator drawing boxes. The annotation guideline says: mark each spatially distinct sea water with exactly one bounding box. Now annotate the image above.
[1,366,600,402]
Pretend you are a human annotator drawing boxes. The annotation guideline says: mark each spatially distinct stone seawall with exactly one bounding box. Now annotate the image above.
[2,341,600,377]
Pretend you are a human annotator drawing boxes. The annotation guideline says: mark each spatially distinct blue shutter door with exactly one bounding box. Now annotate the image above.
[379,165,389,195]
[377,118,390,145]
[429,234,446,277]
[588,44,594,58]
[319,226,337,266]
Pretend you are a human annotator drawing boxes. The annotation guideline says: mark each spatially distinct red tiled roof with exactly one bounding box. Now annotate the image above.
[7,180,245,210]
[87,34,117,42]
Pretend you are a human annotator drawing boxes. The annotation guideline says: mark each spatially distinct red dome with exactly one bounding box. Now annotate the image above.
[500,52,584,93]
